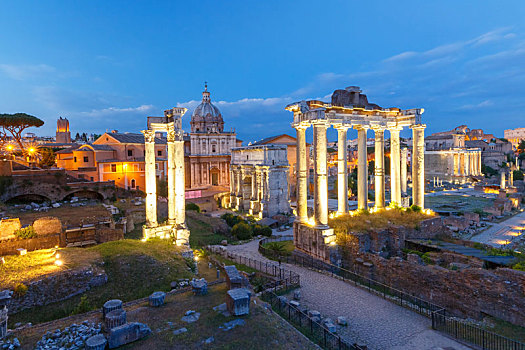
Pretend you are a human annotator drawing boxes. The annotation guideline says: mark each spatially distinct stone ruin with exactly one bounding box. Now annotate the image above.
[224,265,251,316]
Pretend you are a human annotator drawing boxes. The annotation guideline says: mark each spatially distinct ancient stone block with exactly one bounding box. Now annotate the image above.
[0,218,20,241]
[107,322,151,349]
[224,265,248,289]
[190,278,208,295]
[85,334,107,350]
[226,288,250,316]
[337,316,348,326]
[148,291,166,307]
[105,309,126,330]
[33,217,62,236]
[103,299,123,318]
[0,308,7,340]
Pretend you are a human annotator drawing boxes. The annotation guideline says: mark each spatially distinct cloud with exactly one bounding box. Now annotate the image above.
[0,63,56,80]
[79,104,154,117]
[459,100,494,110]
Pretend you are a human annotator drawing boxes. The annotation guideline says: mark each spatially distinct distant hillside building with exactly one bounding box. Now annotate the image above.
[56,117,72,144]
[504,127,525,149]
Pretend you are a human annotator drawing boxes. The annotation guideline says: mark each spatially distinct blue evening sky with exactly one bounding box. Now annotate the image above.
[0,1,524,142]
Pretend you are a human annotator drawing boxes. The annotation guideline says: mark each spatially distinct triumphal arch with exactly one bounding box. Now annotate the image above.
[286,86,425,261]
[141,107,190,246]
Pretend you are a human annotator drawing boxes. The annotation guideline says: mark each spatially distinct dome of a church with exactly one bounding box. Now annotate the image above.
[190,84,224,133]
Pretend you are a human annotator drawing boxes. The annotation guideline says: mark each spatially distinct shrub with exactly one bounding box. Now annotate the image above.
[253,225,272,237]
[71,295,92,315]
[409,205,422,213]
[513,261,525,271]
[14,226,37,239]
[185,203,200,212]
[421,252,433,265]
[231,222,252,240]
[221,213,243,227]
[14,283,28,297]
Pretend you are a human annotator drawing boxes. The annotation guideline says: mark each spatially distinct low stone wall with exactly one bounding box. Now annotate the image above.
[348,252,525,327]
[0,234,62,256]
[7,266,108,315]
[33,217,62,236]
[0,219,21,241]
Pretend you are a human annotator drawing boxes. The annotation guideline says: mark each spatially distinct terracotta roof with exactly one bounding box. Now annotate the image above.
[101,132,167,145]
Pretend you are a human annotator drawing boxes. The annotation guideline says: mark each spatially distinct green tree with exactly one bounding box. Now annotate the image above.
[0,113,44,150]
[514,170,524,181]
[231,222,252,240]
[38,147,56,168]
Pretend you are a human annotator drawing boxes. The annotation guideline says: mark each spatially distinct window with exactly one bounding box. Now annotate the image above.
[90,177,94,181]
[212,145,216,153]
[155,163,159,170]
[128,149,133,157]
[131,179,136,189]
[83,156,89,163]
[74,157,77,163]
[111,164,116,172]
[157,150,162,156]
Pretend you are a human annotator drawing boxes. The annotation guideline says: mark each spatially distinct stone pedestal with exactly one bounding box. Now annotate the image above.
[293,221,335,262]
[0,308,7,340]
[148,291,166,307]
[85,334,107,350]
[226,288,251,316]
[108,322,151,349]
[103,299,123,318]
[190,278,208,295]
[105,309,127,330]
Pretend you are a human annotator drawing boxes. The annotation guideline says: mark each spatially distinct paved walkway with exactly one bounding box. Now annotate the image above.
[470,211,525,248]
[223,239,471,350]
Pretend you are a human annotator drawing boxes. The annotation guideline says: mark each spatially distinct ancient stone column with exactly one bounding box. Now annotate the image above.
[251,169,256,200]
[167,128,177,225]
[373,126,385,209]
[142,130,157,227]
[389,126,402,205]
[465,152,470,176]
[335,125,348,215]
[460,153,465,176]
[400,147,408,195]
[479,152,482,174]
[500,171,506,189]
[174,131,186,227]
[295,125,308,222]
[453,153,459,176]
[411,125,426,209]
[313,122,328,227]
[509,170,514,187]
[355,125,369,210]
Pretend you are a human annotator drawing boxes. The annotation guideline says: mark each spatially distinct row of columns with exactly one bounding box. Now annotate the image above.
[452,151,482,176]
[143,127,186,229]
[230,166,269,212]
[295,123,426,228]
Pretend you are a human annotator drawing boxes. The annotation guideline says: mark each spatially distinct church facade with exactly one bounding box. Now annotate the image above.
[187,85,241,189]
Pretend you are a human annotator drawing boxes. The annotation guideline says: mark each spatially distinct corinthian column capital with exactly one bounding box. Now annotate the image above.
[142,129,156,143]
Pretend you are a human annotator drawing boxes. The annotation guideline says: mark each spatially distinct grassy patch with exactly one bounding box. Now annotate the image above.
[187,213,233,248]
[425,195,494,213]
[330,208,434,235]
[211,254,257,274]
[8,239,193,326]
[0,248,100,289]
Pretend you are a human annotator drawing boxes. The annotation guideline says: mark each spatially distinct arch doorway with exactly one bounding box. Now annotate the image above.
[130,179,136,189]
[210,167,220,186]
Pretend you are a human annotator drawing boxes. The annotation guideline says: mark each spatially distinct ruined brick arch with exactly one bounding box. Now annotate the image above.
[5,193,52,204]
[62,189,105,201]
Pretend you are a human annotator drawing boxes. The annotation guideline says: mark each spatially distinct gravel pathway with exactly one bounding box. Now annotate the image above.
[223,239,472,350]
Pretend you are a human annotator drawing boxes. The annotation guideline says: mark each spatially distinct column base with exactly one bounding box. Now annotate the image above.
[293,221,335,262]
[143,224,191,247]
[249,200,260,216]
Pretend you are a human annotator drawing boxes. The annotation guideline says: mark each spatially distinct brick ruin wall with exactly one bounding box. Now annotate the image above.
[7,265,108,315]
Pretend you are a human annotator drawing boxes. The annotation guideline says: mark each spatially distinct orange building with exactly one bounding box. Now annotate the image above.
[56,131,168,190]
